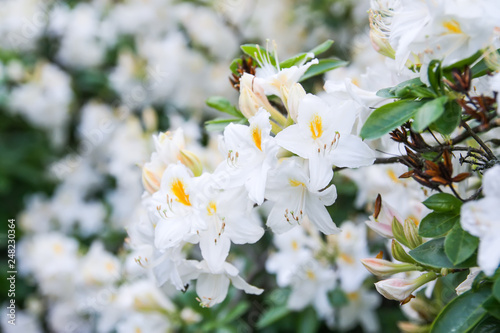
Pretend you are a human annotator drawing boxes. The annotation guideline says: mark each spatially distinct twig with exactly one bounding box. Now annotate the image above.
[461,122,496,160]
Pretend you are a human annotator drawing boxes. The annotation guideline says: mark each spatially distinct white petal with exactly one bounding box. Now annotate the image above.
[225,216,264,245]
[331,135,375,168]
[267,203,298,234]
[230,275,264,295]
[196,273,230,307]
[199,232,231,274]
[154,218,190,250]
[305,195,340,235]
[275,125,312,158]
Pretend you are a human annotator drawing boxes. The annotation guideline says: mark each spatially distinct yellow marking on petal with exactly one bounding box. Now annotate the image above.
[340,253,355,264]
[443,19,462,34]
[309,114,323,140]
[105,262,115,272]
[408,215,419,227]
[291,240,299,251]
[207,201,217,216]
[348,292,359,301]
[387,169,401,183]
[171,178,191,206]
[289,179,306,187]
[306,270,316,280]
[53,243,63,254]
[251,126,262,151]
[135,328,142,333]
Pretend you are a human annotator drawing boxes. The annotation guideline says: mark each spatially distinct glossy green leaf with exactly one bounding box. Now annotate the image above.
[376,78,424,98]
[280,40,334,68]
[483,297,500,320]
[206,96,243,118]
[419,212,459,238]
[470,316,500,333]
[445,224,479,265]
[412,96,448,132]
[471,49,500,78]
[430,100,462,135]
[443,50,483,72]
[309,39,334,56]
[256,305,290,329]
[229,58,242,75]
[428,59,443,94]
[431,285,491,333]
[360,100,422,140]
[241,44,276,66]
[298,307,319,333]
[299,58,348,81]
[493,275,500,302]
[422,193,463,213]
[205,117,247,132]
[409,238,476,269]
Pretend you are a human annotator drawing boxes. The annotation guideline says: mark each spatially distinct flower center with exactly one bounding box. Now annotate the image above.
[207,201,217,216]
[309,114,323,140]
[251,126,262,151]
[171,178,191,206]
[442,19,462,34]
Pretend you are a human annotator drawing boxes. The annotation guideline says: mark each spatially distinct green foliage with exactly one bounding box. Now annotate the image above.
[206,96,243,118]
[419,212,459,238]
[431,285,491,333]
[427,60,444,94]
[493,275,500,302]
[299,58,348,82]
[205,117,248,132]
[375,78,425,98]
[429,100,462,135]
[360,100,422,140]
[409,238,476,269]
[422,193,463,213]
[279,39,334,68]
[444,224,479,265]
[412,96,448,132]
[483,297,500,320]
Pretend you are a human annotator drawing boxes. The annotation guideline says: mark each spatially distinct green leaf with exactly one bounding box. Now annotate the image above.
[471,49,500,78]
[280,40,334,69]
[431,285,491,333]
[428,59,443,94]
[241,44,276,66]
[431,287,490,333]
[256,305,290,329]
[419,212,459,238]
[206,96,243,118]
[430,100,462,135]
[422,193,463,213]
[329,287,349,307]
[376,78,424,98]
[299,58,348,81]
[309,39,334,56]
[280,52,310,69]
[443,50,483,73]
[360,100,422,140]
[470,316,500,333]
[483,297,500,320]
[412,96,448,132]
[298,307,319,333]
[205,117,247,132]
[229,58,242,75]
[493,275,500,302]
[445,224,479,265]
[409,238,476,269]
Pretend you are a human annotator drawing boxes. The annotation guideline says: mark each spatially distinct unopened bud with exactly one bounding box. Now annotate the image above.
[286,83,306,123]
[142,156,165,194]
[369,28,396,59]
[392,217,410,249]
[366,197,404,239]
[398,322,431,333]
[180,150,203,177]
[361,258,419,277]
[375,272,437,302]
[404,218,422,249]
[391,240,417,264]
